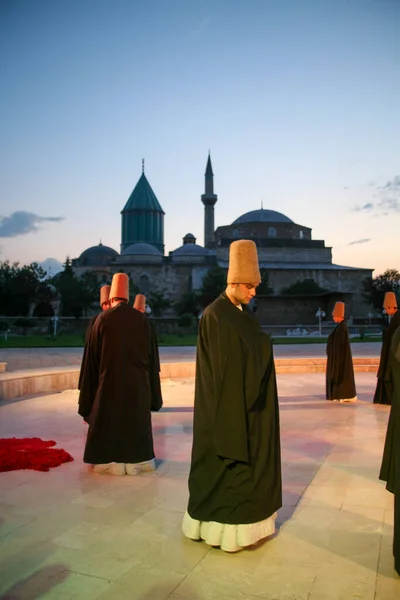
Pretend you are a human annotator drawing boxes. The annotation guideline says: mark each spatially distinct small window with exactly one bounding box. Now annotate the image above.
[268,227,277,237]
[299,230,304,239]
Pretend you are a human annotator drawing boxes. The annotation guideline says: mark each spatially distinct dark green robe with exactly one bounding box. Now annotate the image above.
[78,302,156,465]
[326,321,356,400]
[379,326,400,574]
[187,293,282,525]
[374,310,400,405]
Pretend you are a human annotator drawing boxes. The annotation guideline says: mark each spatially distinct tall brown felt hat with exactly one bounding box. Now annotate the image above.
[110,273,129,302]
[383,291,397,310]
[133,294,146,312]
[332,301,345,319]
[99,285,111,307]
[227,240,261,284]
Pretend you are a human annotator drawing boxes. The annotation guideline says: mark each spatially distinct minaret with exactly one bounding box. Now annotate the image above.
[201,153,218,247]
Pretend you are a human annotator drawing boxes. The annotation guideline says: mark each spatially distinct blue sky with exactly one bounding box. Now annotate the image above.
[0,0,399,276]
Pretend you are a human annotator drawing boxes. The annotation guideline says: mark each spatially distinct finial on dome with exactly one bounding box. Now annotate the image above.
[142,158,145,174]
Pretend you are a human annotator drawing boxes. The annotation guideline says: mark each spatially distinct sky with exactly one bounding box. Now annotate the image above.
[0,0,399,276]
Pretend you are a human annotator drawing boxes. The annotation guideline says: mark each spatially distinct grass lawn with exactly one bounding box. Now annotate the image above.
[0,333,381,348]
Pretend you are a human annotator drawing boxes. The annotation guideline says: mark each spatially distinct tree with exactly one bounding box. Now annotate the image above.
[281,278,328,295]
[363,269,400,310]
[51,257,85,317]
[147,289,172,317]
[0,260,48,316]
[175,291,201,317]
[199,266,227,308]
[257,268,274,295]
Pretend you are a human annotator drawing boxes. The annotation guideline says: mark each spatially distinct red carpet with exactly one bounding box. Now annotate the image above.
[0,437,74,472]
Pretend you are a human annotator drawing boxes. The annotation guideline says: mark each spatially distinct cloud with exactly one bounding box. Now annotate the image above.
[0,211,64,238]
[379,175,400,191]
[350,175,400,216]
[373,175,400,214]
[347,238,371,246]
[377,198,400,212]
[352,202,374,212]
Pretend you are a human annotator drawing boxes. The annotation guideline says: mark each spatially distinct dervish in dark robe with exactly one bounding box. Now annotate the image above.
[78,302,159,465]
[374,310,400,405]
[326,321,357,402]
[147,318,163,412]
[78,315,98,391]
[186,293,282,529]
[379,325,400,575]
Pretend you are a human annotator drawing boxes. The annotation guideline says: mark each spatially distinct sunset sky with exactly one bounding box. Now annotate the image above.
[1,0,399,276]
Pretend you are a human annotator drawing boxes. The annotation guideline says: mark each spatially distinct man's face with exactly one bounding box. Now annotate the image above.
[101,301,110,311]
[386,306,397,316]
[232,283,258,305]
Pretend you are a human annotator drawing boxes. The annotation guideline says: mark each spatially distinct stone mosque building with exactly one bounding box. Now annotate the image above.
[72,156,373,326]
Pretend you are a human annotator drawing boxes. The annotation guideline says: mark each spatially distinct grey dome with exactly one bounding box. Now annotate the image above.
[171,244,209,256]
[78,243,118,266]
[232,209,293,225]
[183,233,196,244]
[122,243,162,256]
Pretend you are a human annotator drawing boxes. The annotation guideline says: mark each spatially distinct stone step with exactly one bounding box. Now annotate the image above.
[0,358,379,401]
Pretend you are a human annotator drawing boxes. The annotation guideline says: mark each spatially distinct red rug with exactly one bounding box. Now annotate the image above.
[0,437,74,472]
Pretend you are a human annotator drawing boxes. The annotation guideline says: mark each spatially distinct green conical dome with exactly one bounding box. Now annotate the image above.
[122,173,164,212]
[121,170,165,254]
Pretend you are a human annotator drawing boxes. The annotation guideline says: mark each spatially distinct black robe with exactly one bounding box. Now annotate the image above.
[374,310,400,405]
[78,302,156,465]
[379,326,400,575]
[326,321,357,401]
[187,293,282,525]
[78,315,99,390]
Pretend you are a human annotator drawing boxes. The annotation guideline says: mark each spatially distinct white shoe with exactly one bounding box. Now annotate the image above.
[126,459,156,476]
[340,396,357,403]
[93,462,126,476]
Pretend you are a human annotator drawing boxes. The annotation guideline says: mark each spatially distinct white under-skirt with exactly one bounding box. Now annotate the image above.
[182,510,277,553]
[332,396,357,403]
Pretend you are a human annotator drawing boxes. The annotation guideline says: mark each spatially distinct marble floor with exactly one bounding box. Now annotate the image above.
[0,372,398,599]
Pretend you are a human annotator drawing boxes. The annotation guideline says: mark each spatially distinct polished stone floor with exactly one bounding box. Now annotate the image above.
[0,372,399,599]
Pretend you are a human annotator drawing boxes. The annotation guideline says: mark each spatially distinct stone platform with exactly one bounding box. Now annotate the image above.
[0,374,398,599]
[0,343,381,401]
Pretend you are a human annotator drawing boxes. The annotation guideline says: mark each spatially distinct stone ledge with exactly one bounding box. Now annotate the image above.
[0,358,379,401]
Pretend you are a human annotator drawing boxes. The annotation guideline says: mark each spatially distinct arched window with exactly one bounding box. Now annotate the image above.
[299,229,304,239]
[268,227,277,237]
[140,274,150,294]
[232,229,240,239]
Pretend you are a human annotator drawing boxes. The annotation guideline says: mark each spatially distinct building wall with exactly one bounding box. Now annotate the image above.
[216,245,332,263]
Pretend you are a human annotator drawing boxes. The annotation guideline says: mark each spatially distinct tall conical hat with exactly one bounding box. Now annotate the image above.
[332,301,345,319]
[99,285,110,307]
[133,294,146,312]
[109,273,129,302]
[383,291,397,310]
[227,240,261,284]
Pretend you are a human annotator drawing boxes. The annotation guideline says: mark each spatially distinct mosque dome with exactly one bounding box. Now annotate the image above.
[183,233,196,245]
[232,209,293,225]
[115,242,163,264]
[121,242,162,256]
[77,243,119,267]
[171,244,210,256]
